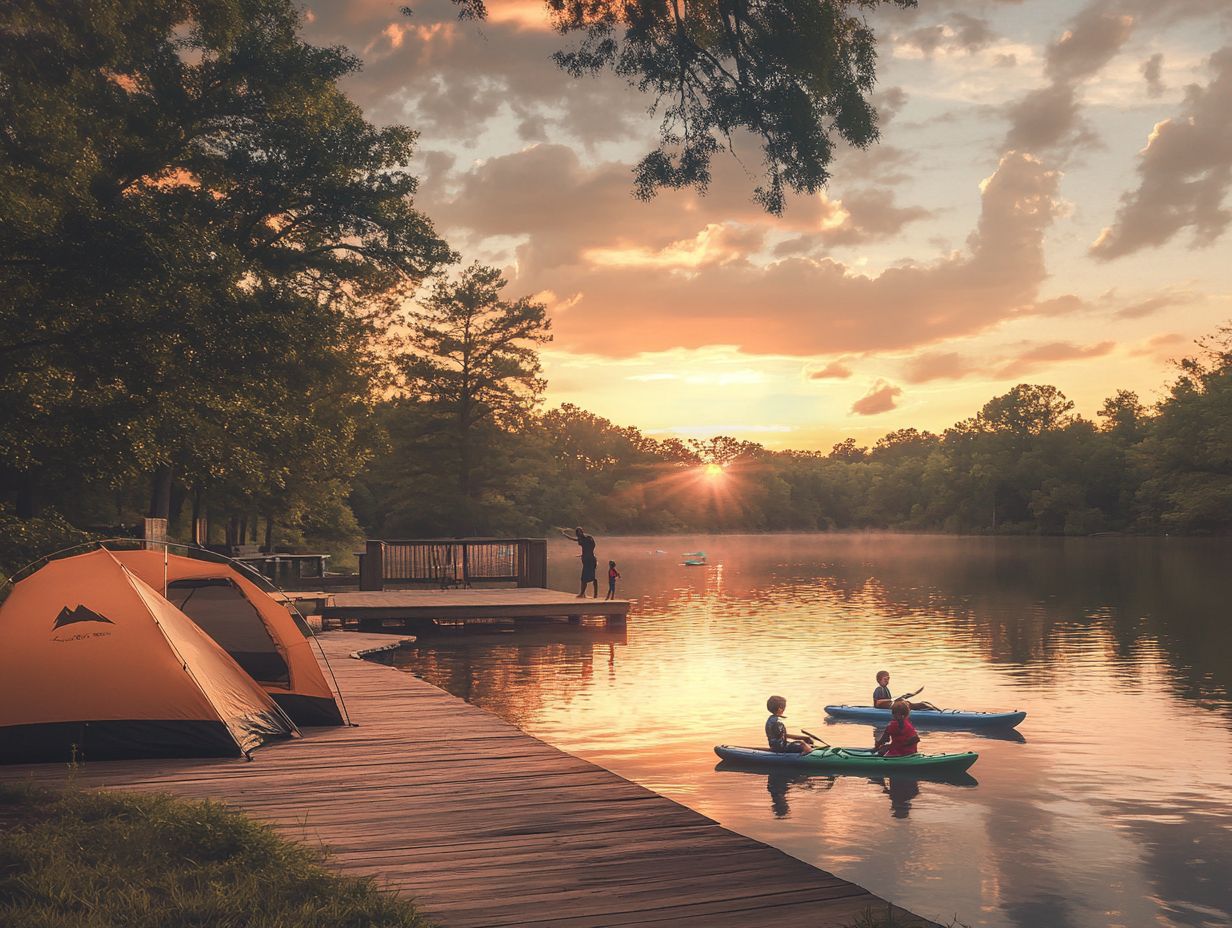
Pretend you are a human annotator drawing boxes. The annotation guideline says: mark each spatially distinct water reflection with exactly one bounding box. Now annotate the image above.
[881,777,919,818]
[712,763,979,820]
[391,534,1232,928]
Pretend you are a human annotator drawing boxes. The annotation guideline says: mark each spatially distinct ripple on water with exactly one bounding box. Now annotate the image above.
[394,534,1232,928]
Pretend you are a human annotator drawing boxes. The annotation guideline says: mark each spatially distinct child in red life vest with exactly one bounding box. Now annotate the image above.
[875,701,920,757]
[605,560,621,600]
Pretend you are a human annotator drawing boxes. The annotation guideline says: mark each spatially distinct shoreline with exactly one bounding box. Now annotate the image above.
[0,631,936,927]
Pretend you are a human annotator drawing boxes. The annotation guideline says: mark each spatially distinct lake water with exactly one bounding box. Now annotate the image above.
[389,534,1232,928]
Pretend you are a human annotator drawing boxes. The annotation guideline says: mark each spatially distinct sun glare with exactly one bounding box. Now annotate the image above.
[704,463,725,478]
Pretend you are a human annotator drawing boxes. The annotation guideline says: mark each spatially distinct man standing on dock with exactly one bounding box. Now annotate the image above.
[560,527,599,598]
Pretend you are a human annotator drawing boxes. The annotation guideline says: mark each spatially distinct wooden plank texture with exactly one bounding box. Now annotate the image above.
[0,632,929,928]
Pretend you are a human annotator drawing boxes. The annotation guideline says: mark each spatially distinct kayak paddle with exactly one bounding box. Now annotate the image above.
[801,728,830,748]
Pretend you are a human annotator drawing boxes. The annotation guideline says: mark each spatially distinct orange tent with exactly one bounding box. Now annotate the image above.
[0,549,298,763]
[112,550,344,726]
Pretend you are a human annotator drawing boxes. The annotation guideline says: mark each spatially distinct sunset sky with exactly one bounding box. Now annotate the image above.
[304,0,1232,450]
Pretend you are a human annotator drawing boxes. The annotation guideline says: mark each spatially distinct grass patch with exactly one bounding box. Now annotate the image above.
[0,783,433,928]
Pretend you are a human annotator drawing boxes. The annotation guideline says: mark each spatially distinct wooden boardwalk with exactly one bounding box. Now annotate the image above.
[0,633,926,928]
[325,588,631,630]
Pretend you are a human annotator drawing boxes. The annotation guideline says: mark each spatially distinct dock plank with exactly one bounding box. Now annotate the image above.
[0,632,930,928]
[324,588,631,626]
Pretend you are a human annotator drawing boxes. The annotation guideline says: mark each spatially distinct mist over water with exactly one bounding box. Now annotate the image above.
[390,534,1232,928]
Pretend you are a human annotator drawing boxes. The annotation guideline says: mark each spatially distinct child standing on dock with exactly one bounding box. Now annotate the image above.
[765,696,814,755]
[606,561,621,600]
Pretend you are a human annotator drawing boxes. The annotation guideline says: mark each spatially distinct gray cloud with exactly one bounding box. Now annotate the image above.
[772,188,934,254]
[302,0,649,144]
[1044,6,1136,83]
[1142,53,1166,98]
[1005,84,1089,152]
[898,13,997,58]
[1091,46,1232,260]
[1118,0,1232,26]
[874,87,910,125]
[1003,4,1135,154]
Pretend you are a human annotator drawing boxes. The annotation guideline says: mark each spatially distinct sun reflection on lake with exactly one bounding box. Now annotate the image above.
[392,534,1232,928]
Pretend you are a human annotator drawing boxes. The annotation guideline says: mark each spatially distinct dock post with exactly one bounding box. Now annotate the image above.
[518,539,548,588]
[360,540,386,591]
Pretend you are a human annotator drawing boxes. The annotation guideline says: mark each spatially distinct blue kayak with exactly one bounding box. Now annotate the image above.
[824,705,1026,729]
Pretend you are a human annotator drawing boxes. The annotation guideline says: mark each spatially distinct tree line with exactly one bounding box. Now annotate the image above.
[3,0,1230,577]
[354,328,1232,540]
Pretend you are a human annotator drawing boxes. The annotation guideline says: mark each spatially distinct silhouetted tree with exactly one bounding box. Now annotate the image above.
[0,0,451,533]
[442,0,918,212]
[401,264,552,516]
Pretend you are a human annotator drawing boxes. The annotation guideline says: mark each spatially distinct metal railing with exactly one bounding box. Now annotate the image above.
[358,538,547,591]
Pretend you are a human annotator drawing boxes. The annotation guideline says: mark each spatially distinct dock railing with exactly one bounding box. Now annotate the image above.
[359,538,547,591]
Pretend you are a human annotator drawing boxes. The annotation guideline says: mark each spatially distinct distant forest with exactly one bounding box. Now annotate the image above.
[352,334,1232,543]
[3,2,1231,577]
[6,323,1232,577]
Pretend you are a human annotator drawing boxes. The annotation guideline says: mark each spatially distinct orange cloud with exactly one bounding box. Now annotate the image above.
[1128,332,1190,362]
[435,149,1062,357]
[807,361,854,380]
[852,380,903,415]
[901,351,980,384]
[899,339,1117,383]
[583,224,763,270]
[485,0,553,31]
[994,340,1116,378]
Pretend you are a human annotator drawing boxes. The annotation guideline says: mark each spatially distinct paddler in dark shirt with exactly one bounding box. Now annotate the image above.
[559,526,599,598]
[765,695,814,754]
[873,670,939,711]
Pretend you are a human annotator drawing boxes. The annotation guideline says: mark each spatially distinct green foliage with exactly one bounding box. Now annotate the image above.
[1136,326,1232,533]
[448,0,917,213]
[356,354,1232,538]
[1,0,451,547]
[0,784,433,927]
[973,383,1075,436]
[0,507,94,581]
[399,263,552,518]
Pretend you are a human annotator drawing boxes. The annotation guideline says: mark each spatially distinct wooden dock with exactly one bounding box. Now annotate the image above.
[0,632,927,927]
[324,588,631,631]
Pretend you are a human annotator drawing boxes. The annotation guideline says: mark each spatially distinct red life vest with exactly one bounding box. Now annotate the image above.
[884,717,919,756]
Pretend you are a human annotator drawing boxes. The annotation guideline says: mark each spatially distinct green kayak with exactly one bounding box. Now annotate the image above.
[713,744,978,773]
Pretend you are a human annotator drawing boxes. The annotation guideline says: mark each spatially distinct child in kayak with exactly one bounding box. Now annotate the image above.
[875,702,920,757]
[873,670,893,708]
[873,670,939,711]
[765,695,814,755]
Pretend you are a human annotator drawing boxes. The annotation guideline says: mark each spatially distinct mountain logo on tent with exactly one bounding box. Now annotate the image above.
[53,605,115,629]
